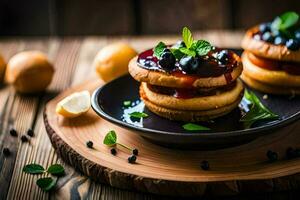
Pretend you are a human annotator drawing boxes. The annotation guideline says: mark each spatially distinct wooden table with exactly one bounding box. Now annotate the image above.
[1,32,300,200]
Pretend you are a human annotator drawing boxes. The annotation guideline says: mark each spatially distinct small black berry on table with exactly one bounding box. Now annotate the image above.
[266,150,278,162]
[128,155,137,164]
[21,135,28,142]
[10,129,18,137]
[132,148,139,156]
[201,160,209,170]
[86,141,93,148]
[27,129,34,137]
[3,148,10,156]
[110,148,117,155]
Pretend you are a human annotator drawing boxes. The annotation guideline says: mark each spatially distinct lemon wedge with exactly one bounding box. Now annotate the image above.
[56,90,91,118]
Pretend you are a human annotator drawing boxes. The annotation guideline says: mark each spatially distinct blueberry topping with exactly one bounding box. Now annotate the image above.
[253,34,261,40]
[286,39,300,50]
[158,51,176,70]
[259,23,271,33]
[172,40,186,49]
[110,148,117,155]
[179,56,199,74]
[295,30,300,40]
[266,150,278,162]
[201,160,209,170]
[128,155,137,164]
[86,141,93,148]
[163,48,171,53]
[262,32,274,43]
[132,148,139,156]
[216,50,229,64]
[274,36,287,45]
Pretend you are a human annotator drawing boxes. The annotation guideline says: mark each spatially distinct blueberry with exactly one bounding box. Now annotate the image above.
[267,150,278,162]
[86,141,93,148]
[158,51,176,70]
[163,48,171,53]
[216,50,229,64]
[110,148,117,155]
[21,135,28,142]
[286,39,300,50]
[259,23,271,33]
[274,36,287,45]
[295,30,300,40]
[201,160,209,170]
[27,129,34,137]
[9,129,18,137]
[172,40,186,49]
[128,155,137,164]
[132,148,139,156]
[262,32,274,43]
[253,34,261,41]
[179,56,199,74]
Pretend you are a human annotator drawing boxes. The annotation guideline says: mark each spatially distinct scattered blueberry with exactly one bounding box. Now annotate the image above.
[132,148,139,156]
[21,135,28,142]
[274,36,287,45]
[201,160,209,170]
[286,39,300,50]
[179,56,199,74]
[27,129,34,137]
[110,148,117,155]
[9,129,18,137]
[86,141,93,148]
[216,50,229,64]
[266,150,278,162]
[259,23,271,33]
[3,148,10,156]
[128,155,137,164]
[158,51,176,70]
[262,32,274,43]
[295,30,300,40]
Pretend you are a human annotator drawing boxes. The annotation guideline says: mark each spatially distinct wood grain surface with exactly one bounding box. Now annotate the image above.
[1,33,300,199]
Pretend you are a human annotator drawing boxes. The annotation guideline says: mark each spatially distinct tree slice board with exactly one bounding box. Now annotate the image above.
[44,78,300,197]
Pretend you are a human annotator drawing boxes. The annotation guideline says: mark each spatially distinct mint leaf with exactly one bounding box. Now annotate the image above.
[103,130,117,146]
[123,100,131,107]
[129,112,148,118]
[153,42,166,58]
[179,47,196,57]
[47,164,65,176]
[36,177,57,191]
[183,123,210,131]
[241,89,279,128]
[182,27,193,48]
[191,40,212,56]
[23,164,45,174]
[272,11,299,31]
[170,48,185,60]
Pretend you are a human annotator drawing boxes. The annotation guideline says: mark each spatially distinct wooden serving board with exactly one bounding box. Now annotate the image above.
[44,79,300,197]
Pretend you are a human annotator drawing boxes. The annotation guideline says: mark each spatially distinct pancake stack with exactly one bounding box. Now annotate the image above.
[241,12,300,95]
[129,31,244,121]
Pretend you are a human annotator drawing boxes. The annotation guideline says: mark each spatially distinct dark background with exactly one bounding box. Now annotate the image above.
[0,0,300,36]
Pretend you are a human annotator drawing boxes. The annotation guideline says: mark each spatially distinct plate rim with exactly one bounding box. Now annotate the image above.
[91,74,300,139]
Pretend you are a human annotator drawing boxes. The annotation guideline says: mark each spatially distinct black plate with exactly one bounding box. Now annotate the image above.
[91,50,300,149]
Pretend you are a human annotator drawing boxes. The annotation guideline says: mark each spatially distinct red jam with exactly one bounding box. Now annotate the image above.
[137,48,237,86]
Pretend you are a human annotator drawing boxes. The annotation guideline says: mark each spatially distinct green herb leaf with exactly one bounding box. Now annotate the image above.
[129,112,149,119]
[170,48,185,60]
[23,164,45,174]
[191,40,212,56]
[182,27,194,48]
[36,177,57,191]
[153,42,166,58]
[182,123,210,131]
[179,47,196,57]
[271,11,299,31]
[240,89,279,128]
[123,100,131,107]
[103,130,117,146]
[47,164,65,176]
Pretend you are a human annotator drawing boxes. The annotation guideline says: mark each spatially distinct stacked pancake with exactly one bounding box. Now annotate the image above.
[241,12,300,95]
[129,41,244,122]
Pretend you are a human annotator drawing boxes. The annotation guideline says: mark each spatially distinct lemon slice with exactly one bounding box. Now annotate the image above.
[56,90,91,118]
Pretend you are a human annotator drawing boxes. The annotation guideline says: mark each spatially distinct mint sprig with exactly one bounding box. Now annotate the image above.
[271,11,299,38]
[36,177,57,191]
[153,42,166,58]
[183,123,210,131]
[23,164,45,174]
[240,89,279,128]
[182,27,194,48]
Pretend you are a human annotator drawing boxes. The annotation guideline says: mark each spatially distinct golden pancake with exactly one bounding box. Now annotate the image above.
[241,26,300,62]
[129,56,243,88]
[141,80,244,111]
[241,73,300,95]
[241,52,300,87]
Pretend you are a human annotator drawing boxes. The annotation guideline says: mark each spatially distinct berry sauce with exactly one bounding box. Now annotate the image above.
[137,48,237,87]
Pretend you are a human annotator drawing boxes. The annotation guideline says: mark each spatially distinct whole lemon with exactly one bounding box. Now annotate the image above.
[93,43,137,82]
[0,54,6,83]
[5,51,54,94]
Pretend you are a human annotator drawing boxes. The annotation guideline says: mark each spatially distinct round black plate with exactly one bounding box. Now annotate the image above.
[91,51,300,149]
